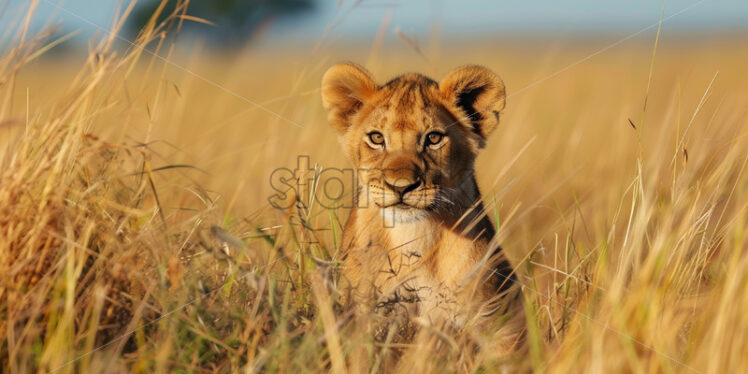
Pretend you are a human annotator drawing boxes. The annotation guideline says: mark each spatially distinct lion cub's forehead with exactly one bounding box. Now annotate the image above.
[367,74,444,131]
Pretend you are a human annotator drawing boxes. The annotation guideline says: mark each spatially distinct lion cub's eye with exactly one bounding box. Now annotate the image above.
[367,131,385,147]
[425,131,445,147]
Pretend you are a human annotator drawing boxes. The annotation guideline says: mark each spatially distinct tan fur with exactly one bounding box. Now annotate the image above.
[321,63,524,358]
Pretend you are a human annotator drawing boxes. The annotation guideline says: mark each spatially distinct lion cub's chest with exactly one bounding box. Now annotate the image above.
[344,214,490,323]
[371,220,477,322]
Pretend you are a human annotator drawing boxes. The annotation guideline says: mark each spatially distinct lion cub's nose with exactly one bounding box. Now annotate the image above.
[383,167,422,196]
[383,154,423,196]
[385,178,422,196]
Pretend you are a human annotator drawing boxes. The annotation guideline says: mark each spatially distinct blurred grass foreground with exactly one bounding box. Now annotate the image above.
[1,1,748,373]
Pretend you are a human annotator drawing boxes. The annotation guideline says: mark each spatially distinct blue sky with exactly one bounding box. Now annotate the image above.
[4,0,748,43]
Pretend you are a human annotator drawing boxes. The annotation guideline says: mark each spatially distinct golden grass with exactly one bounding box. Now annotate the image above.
[1,3,747,373]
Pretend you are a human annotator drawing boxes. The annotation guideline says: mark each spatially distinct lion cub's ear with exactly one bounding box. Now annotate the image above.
[321,63,377,134]
[440,65,505,145]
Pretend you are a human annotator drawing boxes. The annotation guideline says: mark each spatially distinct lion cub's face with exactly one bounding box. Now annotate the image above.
[322,64,506,221]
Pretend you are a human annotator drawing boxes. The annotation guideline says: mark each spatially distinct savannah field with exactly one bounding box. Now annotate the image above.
[1,4,748,374]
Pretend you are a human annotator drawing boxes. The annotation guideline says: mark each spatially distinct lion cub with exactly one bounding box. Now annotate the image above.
[321,63,522,338]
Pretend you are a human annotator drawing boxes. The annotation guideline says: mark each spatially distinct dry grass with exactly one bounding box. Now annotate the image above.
[1,3,747,373]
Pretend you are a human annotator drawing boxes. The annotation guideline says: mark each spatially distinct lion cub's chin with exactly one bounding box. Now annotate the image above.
[380,205,429,225]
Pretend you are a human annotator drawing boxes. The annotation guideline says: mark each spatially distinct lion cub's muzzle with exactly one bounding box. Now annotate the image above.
[369,154,435,209]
